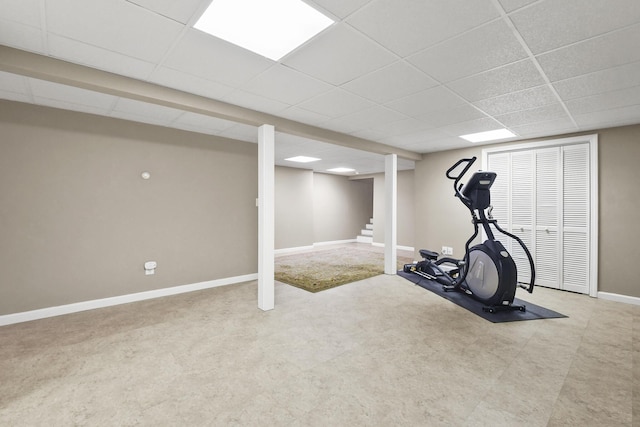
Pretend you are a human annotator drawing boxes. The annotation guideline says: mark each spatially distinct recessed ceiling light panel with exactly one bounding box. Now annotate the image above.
[327,167,355,173]
[459,129,517,143]
[194,0,334,61]
[285,156,321,163]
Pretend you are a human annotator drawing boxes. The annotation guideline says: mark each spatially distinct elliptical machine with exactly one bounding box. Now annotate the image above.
[405,157,535,313]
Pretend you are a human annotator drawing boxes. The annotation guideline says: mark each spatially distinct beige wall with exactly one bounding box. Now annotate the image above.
[274,167,314,249]
[372,170,415,248]
[275,168,373,249]
[414,124,640,298]
[313,173,373,243]
[0,101,258,315]
[598,125,640,296]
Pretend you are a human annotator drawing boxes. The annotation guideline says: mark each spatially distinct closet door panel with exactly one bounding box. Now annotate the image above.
[487,153,510,227]
[535,148,560,288]
[536,229,560,288]
[562,144,590,294]
[510,151,534,283]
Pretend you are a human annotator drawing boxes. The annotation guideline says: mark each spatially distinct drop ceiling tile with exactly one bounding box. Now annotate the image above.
[386,85,465,118]
[308,0,371,19]
[422,104,487,128]
[403,136,466,153]
[440,117,507,136]
[297,88,375,118]
[125,0,204,24]
[150,67,235,100]
[112,98,184,124]
[553,61,640,100]
[222,90,290,115]
[278,106,332,126]
[510,0,640,54]
[350,128,387,142]
[386,127,452,147]
[368,118,433,138]
[274,132,316,152]
[537,24,640,82]
[283,24,396,86]
[29,79,118,110]
[565,86,640,116]
[447,59,545,102]
[497,0,537,13]
[49,35,156,80]
[0,18,45,53]
[408,19,527,83]
[495,103,569,128]
[240,65,333,106]
[474,85,558,116]
[322,105,408,134]
[342,61,438,104]
[510,118,576,138]
[573,105,640,129]
[46,0,184,63]
[0,0,41,27]
[163,29,273,87]
[347,0,499,57]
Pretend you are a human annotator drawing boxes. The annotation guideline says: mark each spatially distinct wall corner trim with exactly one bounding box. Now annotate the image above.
[597,291,640,306]
[0,273,258,327]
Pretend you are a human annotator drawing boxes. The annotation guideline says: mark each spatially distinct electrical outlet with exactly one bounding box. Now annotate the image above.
[441,246,453,255]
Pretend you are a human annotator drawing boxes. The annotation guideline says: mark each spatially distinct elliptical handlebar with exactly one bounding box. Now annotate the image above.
[445,156,476,181]
[446,156,477,208]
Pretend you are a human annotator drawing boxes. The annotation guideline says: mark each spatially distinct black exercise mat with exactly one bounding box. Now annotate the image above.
[398,270,567,323]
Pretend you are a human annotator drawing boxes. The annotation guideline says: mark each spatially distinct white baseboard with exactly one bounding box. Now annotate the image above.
[275,245,314,255]
[597,291,640,306]
[372,242,415,252]
[275,240,358,255]
[0,273,258,327]
[314,239,357,247]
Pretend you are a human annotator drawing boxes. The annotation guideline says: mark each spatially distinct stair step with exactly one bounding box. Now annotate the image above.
[360,229,373,236]
[365,223,373,230]
[356,235,373,244]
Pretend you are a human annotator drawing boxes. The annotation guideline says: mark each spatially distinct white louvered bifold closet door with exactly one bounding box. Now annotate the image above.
[562,144,590,294]
[510,151,534,285]
[486,142,591,294]
[535,148,561,289]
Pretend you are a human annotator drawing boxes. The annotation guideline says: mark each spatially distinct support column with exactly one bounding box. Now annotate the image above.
[384,154,397,274]
[258,124,275,311]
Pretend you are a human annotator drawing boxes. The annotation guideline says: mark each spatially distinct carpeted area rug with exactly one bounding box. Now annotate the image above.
[275,246,414,293]
[398,270,567,323]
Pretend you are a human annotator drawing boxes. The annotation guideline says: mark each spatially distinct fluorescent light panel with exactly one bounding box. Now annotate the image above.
[194,0,334,61]
[327,167,355,173]
[459,128,516,143]
[285,156,321,163]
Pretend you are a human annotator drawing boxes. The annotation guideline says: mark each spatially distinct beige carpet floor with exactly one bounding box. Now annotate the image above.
[275,245,414,292]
